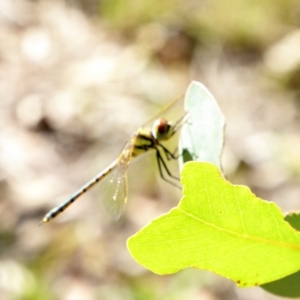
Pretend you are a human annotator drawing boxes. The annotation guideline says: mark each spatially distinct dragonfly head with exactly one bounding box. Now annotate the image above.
[152,118,175,141]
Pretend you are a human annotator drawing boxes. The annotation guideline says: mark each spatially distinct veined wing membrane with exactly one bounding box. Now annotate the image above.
[99,137,134,220]
[99,161,128,220]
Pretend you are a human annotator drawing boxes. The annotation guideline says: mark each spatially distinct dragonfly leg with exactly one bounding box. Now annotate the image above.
[155,149,181,189]
[159,144,184,160]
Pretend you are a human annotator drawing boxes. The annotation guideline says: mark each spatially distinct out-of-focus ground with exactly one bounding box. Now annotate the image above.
[1,0,300,299]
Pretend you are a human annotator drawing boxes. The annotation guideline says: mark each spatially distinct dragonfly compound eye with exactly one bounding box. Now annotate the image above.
[152,118,174,141]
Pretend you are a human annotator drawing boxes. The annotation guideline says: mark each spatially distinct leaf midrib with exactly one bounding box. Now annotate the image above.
[177,207,300,252]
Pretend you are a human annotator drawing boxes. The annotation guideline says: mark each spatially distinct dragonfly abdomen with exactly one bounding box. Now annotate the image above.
[43,161,117,223]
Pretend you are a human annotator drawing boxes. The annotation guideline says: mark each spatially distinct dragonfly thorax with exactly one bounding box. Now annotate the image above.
[152,118,175,141]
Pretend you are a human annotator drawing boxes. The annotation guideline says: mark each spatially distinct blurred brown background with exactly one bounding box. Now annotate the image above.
[1,0,300,299]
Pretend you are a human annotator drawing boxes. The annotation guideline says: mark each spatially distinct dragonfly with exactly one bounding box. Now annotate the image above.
[42,98,187,224]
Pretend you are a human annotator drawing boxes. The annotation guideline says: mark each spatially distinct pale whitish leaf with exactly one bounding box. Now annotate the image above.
[179,81,225,170]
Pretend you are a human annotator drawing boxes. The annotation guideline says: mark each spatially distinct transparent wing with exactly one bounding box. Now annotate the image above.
[99,165,128,220]
[98,138,134,220]
[140,95,184,128]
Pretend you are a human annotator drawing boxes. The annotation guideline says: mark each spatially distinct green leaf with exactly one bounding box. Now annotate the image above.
[261,271,300,298]
[179,81,225,169]
[285,212,300,231]
[127,162,300,287]
[261,212,300,298]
